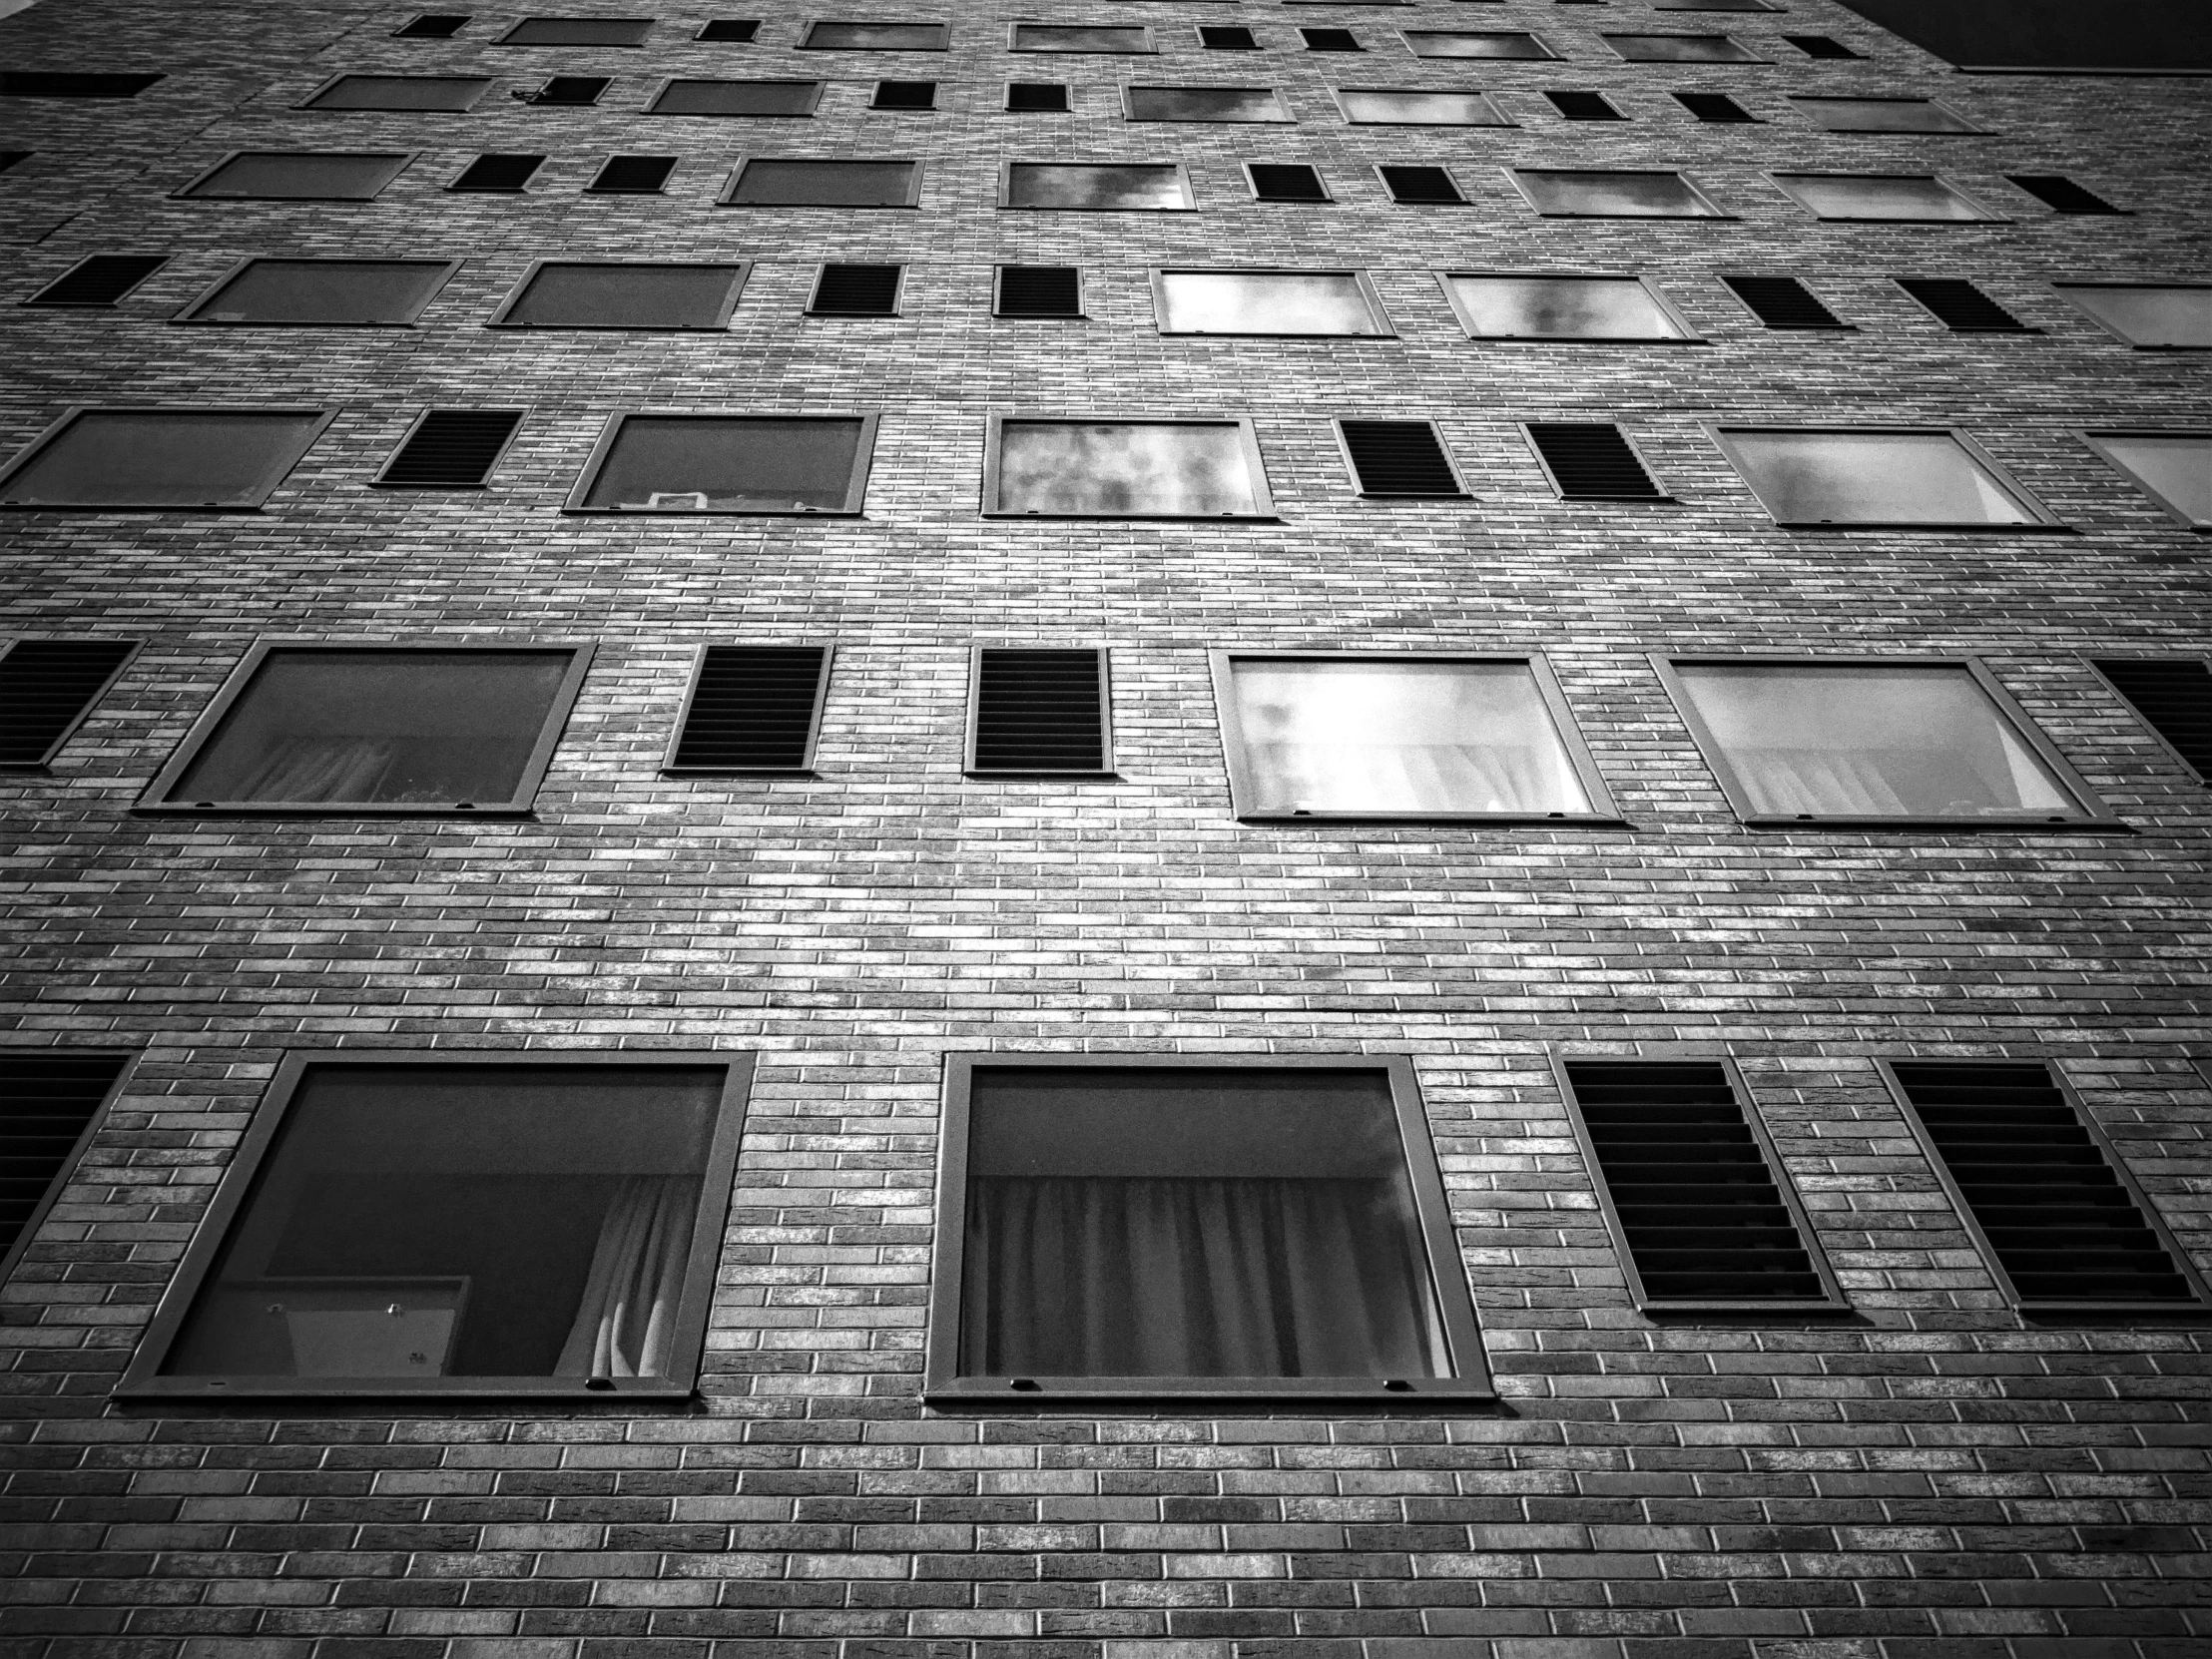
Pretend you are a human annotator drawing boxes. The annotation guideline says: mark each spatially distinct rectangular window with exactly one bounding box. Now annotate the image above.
[698,19,761,42]
[1512,169,1726,218]
[1721,274,1848,329]
[996,266,1082,317]
[1654,0,1777,9]
[0,639,139,769]
[1895,276,2030,332]
[925,1055,1488,1401]
[1771,174,1999,222]
[1002,162,1192,211]
[649,79,824,115]
[1675,91,1758,123]
[141,643,591,814]
[1380,165,1463,205]
[0,72,163,98]
[1711,427,2050,527]
[0,409,331,511]
[1302,28,1362,52]
[1441,273,1697,341]
[303,74,491,111]
[177,259,461,325]
[529,75,610,105]
[985,417,1272,518]
[450,154,544,191]
[721,157,920,206]
[1335,420,1467,499]
[396,14,471,38]
[2056,283,2210,350]
[113,1051,753,1397]
[1789,95,1981,133]
[2089,658,2212,783]
[1248,163,1329,202]
[667,644,831,772]
[1333,88,1510,125]
[1401,30,1555,58]
[809,263,901,315]
[178,153,410,201]
[568,413,878,514]
[801,20,949,50]
[872,79,935,109]
[374,409,524,489]
[1603,33,1759,61]
[967,647,1112,775]
[1151,270,1390,336]
[1655,657,2105,827]
[588,155,676,193]
[2008,175,2121,215]
[0,151,31,174]
[496,17,654,46]
[1547,89,1624,120]
[1201,25,1259,49]
[1124,85,1291,122]
[1784,33,1860,58]
[24,255,169,307]
[2080,432,2212,530]
[0,1053,132,1281]
[1008,23,1151,53]
[1214,653,1611,820]
[490,262,750,329]
[1524,422,1666,499]
[1004,81,1069,113]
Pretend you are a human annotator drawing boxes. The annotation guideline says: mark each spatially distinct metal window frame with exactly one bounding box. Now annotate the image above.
[1509,166,1733,219]
[446,153,546,192]
[1329,86,1515,126]
[393,14,471,39]
[1874,1057,2212,1316]
[1376,162,1467,206]
[173,257,464,327]
[112,1048,755,1400]
[1121,83,1296,123]
[1211,649,1622,824]
[922,1052,1494,1405]
[719,155,923,207]
[0,1049,138,1290]
[564,410,880,516]
[1652,0,1780,10]
[297,72,494,112]
[808,261,906,315]
[992,264,1086,318]
[0,406,336,512]
[493,16,655,47]
[1544,88,1626,121]
[1001,80,1072,113]
[21,254,170,308]
[1243,161,1333,203]
[1550,1052,1849,1317]
[799,18,951,51]
[645,77,826,116]
[696,19,761,43]
[175,151,413,202]
[1651,651,2119,830]
[1399,28,1560,61]
[870,78,937,109]
[1299,26,1365,52]
[1600,32,1765,63]
[0,637,142,769]
[963,644,1116,777]
[1327,418,1473,501]
[1768,171,2007,223]
[2083,653,2212,785]
[1518,419,1673,501]
[585,154,679,194]
[1198,23,1263,50]
[1006,22,1156,54]
[998,160,1196,211]
[1717,271,1857,330]
[1892,275,2038,333]
[2077,431,2212,532]
[1707,423,2061,530]
[136,638,594,817]
[1785,93,1987,134]
[1149,268,1393,337]
[2053,281,2212,351]
[370,407,526,490]
[663,641,834,775]
[486,259,753,329]
[1672,90,1764,124]
[982,413,1276,520]
[1437,271,1703,342]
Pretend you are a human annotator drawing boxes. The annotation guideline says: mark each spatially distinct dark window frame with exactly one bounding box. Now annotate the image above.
[799,19,951,51]
[1120,84,1295,123]
[1003,81,1071,113]
[110,1048,755,1400]
[395,14,472,39]
[2084,655,2212,785]
[1707,424,2060,531]
[0,406,336,513]
[2078,431,2212,532]
[1330,86,1515,126]
[1719,272,1856,331]
[447,154,546,192]
[1329,419,1473,502]
[697,20,761,43]
[808,262,905,315]
[1894,276,2037,333]
[1509,167,1732,219]
[175,152,413,202]
[297,73,494,112]
[963,645,1115,777]
[1519,420,1671,500]
[0,1050,137,1289]
[719,156,923,208]
[994,266,1085,319]
[1300,27,1364,52]
[1653,0,1779,9]
[1437,270,1703,342]
[1786,93,1986,134]
[563,411,880,516]
[663,643,834,775]
[493,16,655,47]
[1398,28,1561,61]
[981,413,1275,520]
[1769,171,2005,224]
[1006,22,1156,54]
[174,257,464,327]
[1148,268,1393,337]
[997,160,1196,211]
[1244,161,1333,203]
[1199,24,1262,50]
[922,1052,1493,1405]
[0,638,141,770]
[370,408,525,489]
[21,255,170,308]
[646,78,827,116]
[485,260,753,330]
[2054,281,2211,350]
[1601,32,1764,63]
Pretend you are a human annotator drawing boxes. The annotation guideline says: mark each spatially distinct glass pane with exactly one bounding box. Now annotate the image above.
[0,411,324,507]
[1404,31,1549,57]
[309,75,489,111]
[2059,285,2212,348]
[186,261,451,323]
[186,153,408,199]
[652,79,819,115]
[1006,163,1186,209]
[996,422,1259,515]
[504,264,743,326]
[803,21,944,48]
[1337,88,1508,124]
[582,415,865,511]
[1010,24,1149,51]
[960,1067,1447,1379]
[1673,664,2083,819]
[2093,435,2212,522]
[160,1064,720,1380]
[726,159,915,205]
[501,17,653,44]
[1605,33,1755,60]
[1229,660,1593,815]
[1791,97,1976,132]
[1126,86,1286,121]
[1723,431,2035,524]
[171,650,574,805]
[1158,272,1381,334]
[1775,174,1989,220]
[1517,171,1720,217]
[1447,275,1688,339]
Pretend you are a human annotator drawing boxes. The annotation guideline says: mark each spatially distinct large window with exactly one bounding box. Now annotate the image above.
[648,79,823,115]
[1441,274,1697,341]
[2055,283,2211,350]
[568,413,878,514]
[178,153,411,201]
[140,643,591,813]
[490,262,750,328]
[0,409,331,510]
[1788,95,1982,133]
[177,259,461,325]
[496,17,654,45]
[1512,170,1727,218]
[1711,428,2051,528]
[721,158,921,206]
[303,75,491,111]
[113,1051,751,1398]
[1603,33,1760,62]
[1151,271,1390,336]
[2080,432,2212,529]
[984,417,1272,518]
[1001,163,1192,211]
[1770,174,1999,222]
[1400,30,1555,59]
[1123,85,1290,122]
[1333,88,1509,125]
[925,1056,1488,1401]
[1213,654,1615,821]
[1655,657,2107,827]
[800,20,948,50]
[1008,23,1151,53]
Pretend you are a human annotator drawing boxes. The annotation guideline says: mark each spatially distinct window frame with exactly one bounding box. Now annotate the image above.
[799,19,950,51]
[173,257,464,327]
[645,78,827,116]
[1006,22,1156,54]
[808,262,905,316]
[719,156,923,208]
[2083,654,2212,786]
[1148,269,1393,338]
[2077,431,2212,531]
[0,406,336,512]
[1786,94,1986,134]
[981,413,1276,520]
[1329,419,1473,503]
[922,1052,1493,1405]
[493,16,655,47]
[1120,84,1295,123]
[0,1050,137,1290]
[563,411,880,516]
[175,152,413,202]
[1210,649,1620,825]
[1002,80,1072,114]
[964,645,1115,777]
[485,260,753,330]
[1768,172,2005,224]
[1243,161,1333,203]
[1519,420,1671,501]
[297,73,494,112]
[1508,167,1732,219]
[136,639,594,817]
[1436,270,1703,343]
[993,265,1086,318]
[2054,281,2212,350]
[1707,424,2060,531]
[663,642,834,775]
[997,161,1196,211]
[1398,29,1560,61]
[1329,86,1515,126]
[0,638,142,770]
[370,408,526,490]
[1651,652,2116,831]
[1601,32,1764,63]
[111,1047,754,1401]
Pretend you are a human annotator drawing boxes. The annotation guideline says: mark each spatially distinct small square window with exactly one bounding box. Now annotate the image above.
[1772,173,2000,222]
[1379,165,1463,205]
[375,409,524,489]
[1008,24,1151,54]
[1443,273,1695,340]
[496,17,654,46]
[1336,420,1469,500]
[1789,95,1982,133]
[1401,30,1555,59]
[1302,28,1362,51]
[0,640,140,770]
[801,20,949,50]
[1547,90,1624,120]
[1721,274,1849,330]
[996,266,1083,317]
[721,157,921,206]
[1334,88,1511,126]
[568,413,879,514]
[1895,276,2030,333]
[303,74,491,111]
[1248,163,1330,203]
[649,79,824,116]
[0,409,332,510]
[177,259,461,325]
[2090,659,2212,782]
[1002,163,1192,211]
[985,417,1272,518]
[809,263,902,315]
[967,648,1113,775]
[587,155,676,193]
[2055,283,2210,349]
[0,151,28,174]
[0,1054,131,1275]
[530,75,609,105]
[697,19,761,42]
[872,79,935,109]
[2080,432,2212,530]
[1604,33,1759,62]
[2008,175,2122,215]
[396,15,471,38]
[1712,427,2051,527]
[1201,25,1260,49]
[667,644,832,772]
[178,152,411,201]
[1674,91,1758,123]
[1124,85,1291,123]
[1512,169,1727,218]
[489,262,750,329]
[1005,81,1069,113]
[24,255,169,307]
[450,153,545,191]
[1524,422,1667,499]
[1784,33,1861,58]
[1653,0,1776,9]
[1153,270,1389,336]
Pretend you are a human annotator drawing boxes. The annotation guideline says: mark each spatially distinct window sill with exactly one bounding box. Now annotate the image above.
[664,767,816,777]
[1464,335,1710,345]
[565,506,862,517]
[0,502,268,512]
[1767,519,2072,531]
[114,1377,698,1401]
[1237,810,1628,827]
[983,510,1279,521]
[926,1376,1495,1405]
[1638,1299,1857,1319]
[1737,813,2127,832]
[134,803,535,818]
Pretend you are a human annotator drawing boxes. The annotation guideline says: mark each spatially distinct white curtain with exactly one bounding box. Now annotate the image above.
[232,736,396,802]
[557,1176,700,1379]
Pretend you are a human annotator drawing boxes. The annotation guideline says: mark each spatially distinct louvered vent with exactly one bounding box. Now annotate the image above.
[1675,91,1757,123]
[1547,90,1623,121]
[1723,275,1847,329]
[1005,81,1068,113]
[813,264,901,315]
[451,153,544,192]
[1785,34,1861,59]
[1892,1061,2201,1306]
[1896,277,2029,332]
[1566,1061,1831,1305]
[1250,164,1328,202]
[0,72,163,98]
[0,1054,123,1258]
[971,649,1108,774]
[1380,165,1461,205]
[2093,658,2212,778]
[2008,175,2121,215]
[873,79,935,109]
[698,19,760,42]
[1301,28,1361,51]
[1526,424,1663,500]
[1202,25,1259,48]
[0,639,137,768]
[26,255,168,307]
[590,155,675,194]
[669,645,829,771]
[0,152,28,175]
[534,76,608,105]
[1340,421,1463,497]
[396,13,469,37]
[377,410,522,488]
[996,266,1081,317]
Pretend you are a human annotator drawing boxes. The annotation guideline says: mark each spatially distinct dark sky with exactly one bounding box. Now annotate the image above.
[1836,0,2211,70]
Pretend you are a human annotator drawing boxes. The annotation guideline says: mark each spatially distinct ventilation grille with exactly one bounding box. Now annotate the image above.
[0,1055,122,1258]
[26,255,168,307]
[1896,277,2028,332]
[2093,658,2212,777]
[1005,81,1068,112]
[670,645,829,771]
[2009,174,2121,215]
[1675,91,1756,123]
[813,264,901,315]
[1301,28,1361,51]
[873,79,935,109]
[1785,34,1860,58]
[1547,90,1622,121]
[1202,25,1259,48]
[396,13,469,37]
[378,410,522,488]
[0,152,28,175]
[997,266,1080,317]
[1723,275,1847,329]
[1341,421,1462,497]
[0,640,137,767]
[451,153,544,192]
[1250,163,1328,202]
[590,155,675,193]
[1566,1061,1829,1305]
[698,19,761,42]
[0,72,163,98]
[972,649,1107,773]
[1892,1062,2201,1306]
[1527,424,1663,499]
[535,76,609,105]
[1380,165,1461,205]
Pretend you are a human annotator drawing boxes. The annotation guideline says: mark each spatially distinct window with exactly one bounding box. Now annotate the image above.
[984,418,1272,518]
[1547,90,1624,120]
[528,75,609,105]
[303,75,491,111]
[1401,30,1556,59]
[1654,0,1776,8]
[996,266,1082,317]
[2080,433,2212,530]
[1380,165,1463,205]
[925,1056,1487,1401]
[490,263,750,329]
[1002,163,1192,211]
[1248,163,1330,203]
[1524,423,1666,499]
[450,154,545,191]
[872,79,935,109]
[396,14,471,37]
[1201,25,1259,49]
[2089,659,2212,782]
[1302,28,1362,51]
[1789,95,1981,133]
[1784,34,1861,59]
[1008,24,1151,53]
[1333,88,1511,125]
[1554,1059,1845,1313]
[178,153,411,201]
[1603,34,1759,62]
[1124,86,1291,122]
[588,155,676,193]
[177,259,461,325]
[698,20,761,43]
[1441,274,1697,341]
[721,158,921,206]
[113,1051,752,1397]
[667,645,831,772]
[24,255,168,307]
[0,72,163,98]
[0,639,139,769]
[2055,283,2211,349]
[1655,657,2104,826]
[1721,275,1848,330]
[1674,91,1758,123]
[1512,169,1727,218]
[0,1053,131,1281]
[0,151,27,174]
[1005,82,1069,113]
[1152,270,1389,336]
[649,79,824,115]
[496,17,654,45]
[1895,276,2030,332]
[0,409,331,510]
[967,648,1112,775]
[374,410,524,489]
[568,413,878,514]
[1335,421,1467,499]
[801,20,948,50]
[809,263,901,315]
[2009,175,2121,215]
[1771,174,2000,222]
[1712,428,2050,527]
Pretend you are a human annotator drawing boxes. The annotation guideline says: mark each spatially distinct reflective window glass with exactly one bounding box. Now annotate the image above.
[2085,434,2212,526]
[1718,430,2041,525]
[498,17,654,45]
[1005,163,1189,209]
[1604,33,1757,61]
[182,153,410,200]
[1514,170,1723,217]
[1402,30,1552,58]
[1125,85,1288,121]
[1156,272,1385,334]
[1772,174,1995,221]
[2056,284,2212,349]
[1335,88,1509,125]
[649,79,821,115]
[992,421,1265,516]
[1444,275,1691,339]
[1789,96,1979,133]
[497,263,747,328]
[181,260,455,324]
[576,414,871,512]
[0,411,327,508]
[723,158,918,205]
[801,21,947,49]
[306,75,490,111]
[1010,24,1149,52]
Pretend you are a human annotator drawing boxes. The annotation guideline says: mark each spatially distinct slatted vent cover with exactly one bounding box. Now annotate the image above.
[1675,91,1756,123]
[536,76,609,105]
[1005,81,1069,112]
[1723,275,1847,329]
[997,266,1081,316]
[1896,277,2029,332]
[1566,1060,1831,1305]
[1527,423,1663,499]
[1250,163,1329,202]
[396,13,470,37]
[26,255,168,307]
[2093,658,2212,778]
[698,19,761,42]
[1892,1061,2201,1306]
[873,79,936,108]
[590,155,675,193]
[0,640,137,767]
[1785,34,1860,58]
[0,1054,123,1258]
[452,153,544,192]
[0,72,164,98]
[1341,421,1463,497]
[971,649,1108,773]
[2009,174,2121,215]
[1547,90,1623,120]
[1302,28,1361,51]
[813,264,901,315]
[670,645,829,771]
[1380,165,1461,205]
[378,410,522,488]
[1202,25,1260,48]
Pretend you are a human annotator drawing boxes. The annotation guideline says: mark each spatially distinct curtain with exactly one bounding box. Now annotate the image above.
[962,1176,1444,1379]
[230,736,397,803]
[1249,740,1558,814]
[557,1176,701,1379]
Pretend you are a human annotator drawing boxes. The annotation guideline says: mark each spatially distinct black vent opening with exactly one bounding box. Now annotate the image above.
[1340,421,1464,498]
[873,79,936,109]
[2093,659,2212,778]
[589,155,675,193]
[1723,275,1848,330]
[2009,174,2122,215]
[1250,163,1329,202]
[1784,34,1860,59]
[1675,91,1757,123]
[1547,90,1623,121]
[451,153,545,192]
[1566,1061,1829,1305]
[25,255,169,307]
[997,266,1081,317]
[396,13,470,37]
[0,152,28,175]
[1527,423,1663,500]
[1895,277,2029,332]
[1380,165,1462,205]
[670,645,829,772]
[1201,25,1260,49]
[377,410,522,488]
[0,640,137,768]
[812,264,902,316]
[972,649,1107,774]
[1892,1061,2201,1306]
[533,76,609,105]
[698,19,761,42]
[1005,81,1068,112]
[1302,28,1362,51]
[0,1054,124,1258]
[0,72,163,99]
